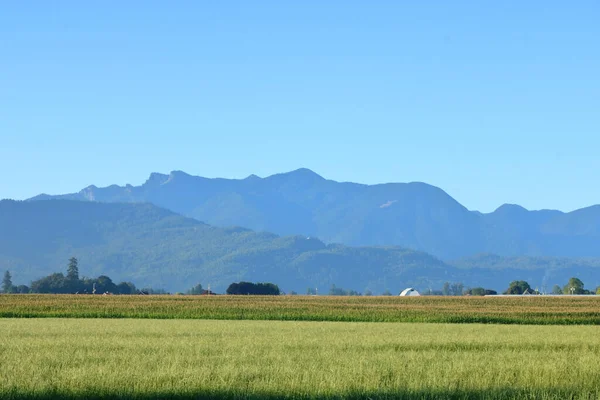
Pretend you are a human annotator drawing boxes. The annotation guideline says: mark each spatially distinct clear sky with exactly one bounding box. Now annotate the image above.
[1,1,598,212]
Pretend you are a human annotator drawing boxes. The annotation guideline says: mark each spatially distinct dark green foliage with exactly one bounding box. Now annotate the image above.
[65,257,80,291]
[65,259,83,293]
[505,281,532,295]
[82,275,118,294]
[29,258,137,294]
[226,282,280,295]
[15,284,30,293]
[2,270,14,293]
[67,257,79,281]
[31,273,67,293]
[116,281,137,295]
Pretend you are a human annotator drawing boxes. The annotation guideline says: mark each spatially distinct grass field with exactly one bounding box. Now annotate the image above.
[1,294,599,324]
[1,319,599,399]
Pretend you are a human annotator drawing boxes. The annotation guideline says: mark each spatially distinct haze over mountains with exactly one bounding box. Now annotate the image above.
[0,200,457,293]
[31,169,600,260]
[3,200,599,293]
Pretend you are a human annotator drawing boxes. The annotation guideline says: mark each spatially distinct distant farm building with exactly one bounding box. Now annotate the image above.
[399,288,420,296]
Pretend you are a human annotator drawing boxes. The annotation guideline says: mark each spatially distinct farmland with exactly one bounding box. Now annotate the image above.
[3,295,599,399]
[1,294,599,324]
[1,319,599,399]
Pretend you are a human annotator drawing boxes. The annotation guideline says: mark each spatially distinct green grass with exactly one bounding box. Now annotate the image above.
[1,294,600,324]
[1,319,599,399]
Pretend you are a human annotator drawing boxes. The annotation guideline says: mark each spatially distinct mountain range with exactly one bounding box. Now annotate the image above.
[30,169,600,260]
[3,200,599,293]
[0,199,458,293]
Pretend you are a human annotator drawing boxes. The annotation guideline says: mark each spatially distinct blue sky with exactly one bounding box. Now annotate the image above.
[1,1,598,212]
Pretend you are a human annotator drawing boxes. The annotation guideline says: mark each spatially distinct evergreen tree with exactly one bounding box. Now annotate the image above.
[65,257,81,293]
[2,270,14,293]
[66,257,79,281]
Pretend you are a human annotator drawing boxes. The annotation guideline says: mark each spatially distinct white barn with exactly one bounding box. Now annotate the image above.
[399,288,420,296]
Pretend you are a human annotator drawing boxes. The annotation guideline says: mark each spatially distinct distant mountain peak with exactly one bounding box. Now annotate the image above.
[169,170,191,178]
[292,167,322,177]
[144,172,170,186]
[494,204,529,214]
[244,174,261,180]
[80,185,98,201]
[270,168,325,181]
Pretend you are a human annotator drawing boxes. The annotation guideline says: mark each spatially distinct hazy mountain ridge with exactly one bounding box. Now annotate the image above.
[0,200,462,293]
[3,200,599,293]
[29,169,600,260]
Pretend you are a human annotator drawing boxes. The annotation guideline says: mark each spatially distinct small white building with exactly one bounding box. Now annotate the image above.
[399,288,420,296]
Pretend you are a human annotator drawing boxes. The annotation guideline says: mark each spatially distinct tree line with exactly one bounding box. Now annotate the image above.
[2,260,599,296]
[0,259,280,296]
[2,258,139,294]
[226,282,280,295]
[505,278,599,295]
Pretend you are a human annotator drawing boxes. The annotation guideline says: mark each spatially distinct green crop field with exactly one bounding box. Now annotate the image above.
[2,296,600,399]
[1,294,599,324]
[1,319,599,399]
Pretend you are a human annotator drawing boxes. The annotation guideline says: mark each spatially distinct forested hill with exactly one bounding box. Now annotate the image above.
[30,169,600,260]
[0,200,460,293]
[2,200,599,293]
